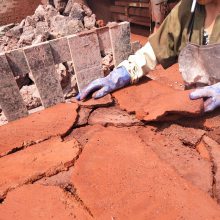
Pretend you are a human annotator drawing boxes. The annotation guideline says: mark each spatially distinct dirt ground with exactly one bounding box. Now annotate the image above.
[1,58,220,219]
[0,0,42,25]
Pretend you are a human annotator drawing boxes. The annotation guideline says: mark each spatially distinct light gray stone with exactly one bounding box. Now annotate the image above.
[0,54,28,121]
[5,49,30,77]
[109,22,132,66]
[24,42,64,108]
[68,30,103,91]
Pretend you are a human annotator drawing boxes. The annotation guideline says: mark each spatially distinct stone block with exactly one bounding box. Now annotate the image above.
[24,42,65,108]
[49,37,71,64]
[68,30,104,91]
[0,53,28,122]
[96,26,112,55]
[109,22,132,66]
[5,48,30,77]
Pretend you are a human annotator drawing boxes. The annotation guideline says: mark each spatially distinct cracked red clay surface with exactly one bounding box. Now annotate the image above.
[1,64,220,219]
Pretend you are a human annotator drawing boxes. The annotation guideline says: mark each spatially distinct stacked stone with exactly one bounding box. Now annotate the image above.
[0,0,98,116]
[0,1,96,52]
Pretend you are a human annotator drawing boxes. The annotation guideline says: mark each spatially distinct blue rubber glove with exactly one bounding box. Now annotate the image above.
[190,82,220,112]
[76,66,131,100]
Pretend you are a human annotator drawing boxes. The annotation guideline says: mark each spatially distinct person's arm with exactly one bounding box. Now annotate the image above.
[76,0,189,101]
[117,42,158,84]
[76,43,157,101]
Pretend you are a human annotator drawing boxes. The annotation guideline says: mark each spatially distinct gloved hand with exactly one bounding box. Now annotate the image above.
[76,66,131,101]
[190,82,220,112]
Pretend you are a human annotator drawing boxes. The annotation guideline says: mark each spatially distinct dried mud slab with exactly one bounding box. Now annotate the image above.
[148,64,184,90]
[113,79,204,122]
[207,127,220,144]
[203,136,220,203]
[72,127,220,219]
[137,126,213,194]
[160,124,205,147]
[65,124,104,145]
[139,90,204,121]
[0,103,78,157]
[0,137,80,200]
[177,109,220,130]
[88,106,142,127]
[71,94,113,108]
[0,184,92,220]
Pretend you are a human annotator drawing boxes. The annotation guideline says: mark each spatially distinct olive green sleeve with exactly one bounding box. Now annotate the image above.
[149,0,192,69]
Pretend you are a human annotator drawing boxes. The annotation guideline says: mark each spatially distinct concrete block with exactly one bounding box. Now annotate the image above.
[68,30,104,91]
[96,26,112,55]
[49,37,71,64]
[109,22,132,66]
[0,53,28,122]
[24,42,64,108]
[5,49,30,77]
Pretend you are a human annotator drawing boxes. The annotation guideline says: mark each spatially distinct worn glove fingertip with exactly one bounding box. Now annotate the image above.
[93,92,105,99]
[75,93,81,101]
[189,91,198,100]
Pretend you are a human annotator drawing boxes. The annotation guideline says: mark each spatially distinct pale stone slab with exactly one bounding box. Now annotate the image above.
[96,26,112,55]
[49,37,71,64]
[24,42,64,108]
[76,66,103,92]
[5,49,30,77]
[109,22,132,66]
[68,30,104,91]
[0,53,28,122]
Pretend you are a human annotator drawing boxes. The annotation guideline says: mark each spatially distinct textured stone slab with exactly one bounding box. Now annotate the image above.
[88,107,142,127]
[0,137,80,199]
[75,66,103,92]
[0,184,92,220]
[72,94,113,108]
[0,103,78,157]
[24,42,64,108]
[72,127,220,219]
[49,37,71,64]
[5,48,30,77]
[207,127,220,144]
[161,124,205,147]
[68,30,104,91]
[0,53,28,122]
[109,22,132,66]
[137,89,204,121]
[96,26,112,54]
